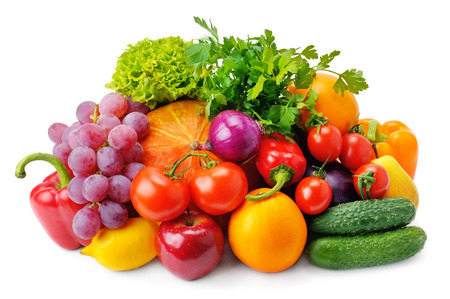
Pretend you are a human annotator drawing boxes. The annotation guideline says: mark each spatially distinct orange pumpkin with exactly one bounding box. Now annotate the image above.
[140,100,221,181]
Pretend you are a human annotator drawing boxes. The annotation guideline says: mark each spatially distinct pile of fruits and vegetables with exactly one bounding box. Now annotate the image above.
[15,17,426,280]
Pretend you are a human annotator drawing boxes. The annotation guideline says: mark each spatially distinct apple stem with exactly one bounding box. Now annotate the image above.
[186,209,194,226]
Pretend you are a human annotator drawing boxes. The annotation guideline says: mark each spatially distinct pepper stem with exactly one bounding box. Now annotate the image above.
[246,165,294,201]
[365,120,387,143]
[15,153,72,188]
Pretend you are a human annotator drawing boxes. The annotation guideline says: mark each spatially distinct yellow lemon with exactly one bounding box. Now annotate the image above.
[371,155,419,209]
[81,217,159,271]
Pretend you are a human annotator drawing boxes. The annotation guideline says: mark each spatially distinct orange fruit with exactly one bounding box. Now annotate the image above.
[228,188,307,272]
[291,72,360,135]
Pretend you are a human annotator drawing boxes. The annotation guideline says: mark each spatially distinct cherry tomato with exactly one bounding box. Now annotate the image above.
[130,165,190,222]
[189,162,248,215]
[339,133,373,170]
[295,177,332,215]
[307,124,343,162]
[353,163,390,200]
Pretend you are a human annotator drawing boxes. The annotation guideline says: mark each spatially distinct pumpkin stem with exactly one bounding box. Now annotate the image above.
[188,141,202,150]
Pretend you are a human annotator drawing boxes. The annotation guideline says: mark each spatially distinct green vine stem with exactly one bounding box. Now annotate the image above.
[15,152,72,188]
[164,152,219,179]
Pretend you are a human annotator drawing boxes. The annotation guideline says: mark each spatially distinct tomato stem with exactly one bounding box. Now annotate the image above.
[308,115,329,135]
[312,157,329,179]
[354,170,376,200]
[15,153,72,188]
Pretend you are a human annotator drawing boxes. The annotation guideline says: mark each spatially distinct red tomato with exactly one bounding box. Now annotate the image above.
[353,163,390,200]
[130,165,190,222]
[189,162,248,215]
[307,125,343,162]
[295,177,332,215]
[339,133,373,170]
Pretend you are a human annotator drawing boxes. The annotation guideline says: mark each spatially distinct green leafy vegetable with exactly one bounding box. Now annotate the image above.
[187,17,369,135]
[106,36,200,110]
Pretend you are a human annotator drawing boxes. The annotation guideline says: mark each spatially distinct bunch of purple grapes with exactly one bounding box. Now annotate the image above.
[48,93,150,240]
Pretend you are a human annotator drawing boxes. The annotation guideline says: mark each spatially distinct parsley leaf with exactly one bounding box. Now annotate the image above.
[301,45,318,60]
[193,17,219,42]
[334,69,369,95]
[294,62,314,89]
[186,17,369,136]
[316,50,341,71]
[185,42,211,64]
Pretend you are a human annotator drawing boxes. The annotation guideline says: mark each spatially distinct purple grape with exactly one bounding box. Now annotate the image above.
[108,124,137,151]
[122,112,150,139]
[48,122,68,144]
[52,143,72,165]
[82,174,109,203]
[99,93,128,118]
[72,206,101,240]
[76,101,96,124]
[107,175,131,203]
[68,128,82,149]
[62,122,82,145]
[122,162,145,180]
[97,113,121,135]
[67,147,97,174]
[67,175,89,204]
[98,200,128,229]
[119,142,144,164]
[97,146,123,176]
[125,97,150,115]
[77,123,107,150]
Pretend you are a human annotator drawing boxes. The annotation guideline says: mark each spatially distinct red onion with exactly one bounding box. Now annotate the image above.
[204,110,264,164]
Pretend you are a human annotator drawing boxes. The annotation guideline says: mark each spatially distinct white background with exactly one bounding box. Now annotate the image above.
[1,0,448,298]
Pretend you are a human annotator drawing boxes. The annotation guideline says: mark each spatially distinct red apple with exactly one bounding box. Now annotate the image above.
[155,209,225,280]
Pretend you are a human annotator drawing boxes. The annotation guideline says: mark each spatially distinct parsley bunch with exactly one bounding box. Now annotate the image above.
[186,17,368,136]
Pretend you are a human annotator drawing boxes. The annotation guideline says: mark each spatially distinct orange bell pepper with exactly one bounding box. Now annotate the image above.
[358,118,418,179]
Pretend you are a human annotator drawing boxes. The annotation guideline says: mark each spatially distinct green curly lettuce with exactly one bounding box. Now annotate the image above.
[106,36,201,110]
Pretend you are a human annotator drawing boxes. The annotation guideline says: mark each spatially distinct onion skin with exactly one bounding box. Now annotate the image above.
[207,110,264,164]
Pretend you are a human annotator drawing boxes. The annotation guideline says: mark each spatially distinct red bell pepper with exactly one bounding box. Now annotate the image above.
[16,153,90,250]
[247,132,306,201]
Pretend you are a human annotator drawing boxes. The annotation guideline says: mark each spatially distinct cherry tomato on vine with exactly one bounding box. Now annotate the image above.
[295,177,332,215]
[307,124,343,162]
[189,162,248,215]
[130,165,190,222]
[353,163,390,200]
[339,133,373,170]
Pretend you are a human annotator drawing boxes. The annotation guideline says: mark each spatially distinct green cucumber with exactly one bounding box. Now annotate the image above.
[306,226,427,270]
[308,197,416,235]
